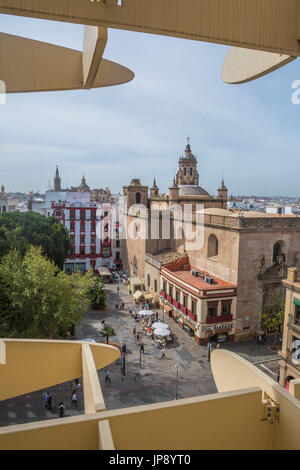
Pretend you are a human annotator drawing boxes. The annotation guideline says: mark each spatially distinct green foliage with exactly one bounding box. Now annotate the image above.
[261,289,284,334]
[0,212,71,268]
[99,326,116,344]
[89,277,107,309]
[0,246,93,339]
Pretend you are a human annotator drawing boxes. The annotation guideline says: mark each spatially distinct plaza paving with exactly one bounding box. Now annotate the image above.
[0,281,280,427]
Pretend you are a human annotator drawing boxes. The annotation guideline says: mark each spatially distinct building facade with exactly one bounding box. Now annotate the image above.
[159,255,237,344]
[279,267,300,390]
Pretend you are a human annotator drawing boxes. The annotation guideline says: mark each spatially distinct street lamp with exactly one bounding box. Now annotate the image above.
[139,344,142,368]
[174,365,179,400]
[207,337,212,362]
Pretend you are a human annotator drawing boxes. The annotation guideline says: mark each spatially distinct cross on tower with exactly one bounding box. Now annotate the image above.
[187,136,190,145]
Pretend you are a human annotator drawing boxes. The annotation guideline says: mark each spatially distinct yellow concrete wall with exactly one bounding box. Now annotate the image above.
[211,349,300,450]
[0,388,270,450]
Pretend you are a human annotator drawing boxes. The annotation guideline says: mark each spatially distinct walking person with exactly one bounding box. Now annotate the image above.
[71,392,78,407]
[105,369,111,383]
[58,401,65,418]
[45,392,50,409]
[140,343,144,354]
[47,394,52,411]
[160,347,166,359]
[136,332,140,343]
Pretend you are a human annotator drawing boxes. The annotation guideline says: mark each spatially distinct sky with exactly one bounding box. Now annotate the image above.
[0,14,299,197]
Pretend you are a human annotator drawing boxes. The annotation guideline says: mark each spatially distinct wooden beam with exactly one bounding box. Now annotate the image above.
[83,26,108,89]
[0,0,299,56]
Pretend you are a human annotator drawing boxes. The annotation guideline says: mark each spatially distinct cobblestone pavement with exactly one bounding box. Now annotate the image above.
[0,281,280,427]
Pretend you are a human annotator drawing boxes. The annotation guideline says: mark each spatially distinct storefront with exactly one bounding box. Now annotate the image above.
[202,323,234,344]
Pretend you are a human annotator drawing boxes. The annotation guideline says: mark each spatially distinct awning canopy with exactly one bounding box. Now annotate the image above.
[164,305,173,313]
[133,290,144,300]
[97,268,112,277]
[293,298,300,307]
[130,277,143,286]
[143,293,153,301]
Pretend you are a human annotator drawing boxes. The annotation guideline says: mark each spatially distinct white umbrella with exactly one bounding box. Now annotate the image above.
[154,329,170,337]
[138,309,154,316]
[152,322,168,329]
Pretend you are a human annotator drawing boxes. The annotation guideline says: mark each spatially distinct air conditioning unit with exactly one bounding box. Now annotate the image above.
[205,276,215,285]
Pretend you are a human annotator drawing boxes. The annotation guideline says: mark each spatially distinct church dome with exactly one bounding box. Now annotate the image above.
[180,143,196,161]
[178,185,210,197]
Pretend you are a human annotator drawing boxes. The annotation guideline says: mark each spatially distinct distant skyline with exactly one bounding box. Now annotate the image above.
[0,14,300,197]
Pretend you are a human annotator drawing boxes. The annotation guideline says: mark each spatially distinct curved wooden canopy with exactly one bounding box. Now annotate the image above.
[0,29,134,93]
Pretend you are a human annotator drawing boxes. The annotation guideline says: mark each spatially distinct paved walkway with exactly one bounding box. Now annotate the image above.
[0,280,280,427]
[77,282,217,411]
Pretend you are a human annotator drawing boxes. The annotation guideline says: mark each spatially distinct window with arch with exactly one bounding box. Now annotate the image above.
[207,234,219,258]
[184,168,187,175]
[55,210,62,217]
[190,168,193,175]
[147,274,151,288]
[136,192,141,204]
[273,241,286,263]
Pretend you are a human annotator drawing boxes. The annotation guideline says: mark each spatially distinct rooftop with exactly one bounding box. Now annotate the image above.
[162,256,236,291]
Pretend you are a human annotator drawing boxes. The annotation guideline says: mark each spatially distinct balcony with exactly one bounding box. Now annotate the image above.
[188,311,197,321]
[180,304,187,315]
[166,295,172,303]
[102,240,111,247]
[172,299,179,308]
[206,314,233,324]
[160,290,166,299]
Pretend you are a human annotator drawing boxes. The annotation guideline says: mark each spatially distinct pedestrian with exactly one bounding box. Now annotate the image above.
[133,326,136,336]
[160,348,166,359]
[71,392,78,407]
[141,343,144,354]
[117,286,120,293]
[276,370,280,383]
[136,332,140,343]
[47,394,52,410]
[105,369,111,383]
[115,304,118,309]
[45,392,50,409]
[121,302,125,309]
[217,343,220,349]
[58,401,65,418]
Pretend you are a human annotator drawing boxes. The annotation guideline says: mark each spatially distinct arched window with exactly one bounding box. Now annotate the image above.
[136,192,141,204]
[154,280,157,292]
[208,234,218,258]
[273,241,286,263]
[184,168,187,175]
[190,168,193,175]
[147,274,151,288]
[55,210,62,217]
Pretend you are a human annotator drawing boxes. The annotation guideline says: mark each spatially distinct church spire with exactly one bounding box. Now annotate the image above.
[54,166,61,191]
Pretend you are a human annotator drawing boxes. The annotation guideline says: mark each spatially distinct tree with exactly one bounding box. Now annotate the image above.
[0,212,71,268]
[99,326,116,344]
[0,246,93,339]
[260,289,284,343]
[0,226,27,252]
[89,277,107,309]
